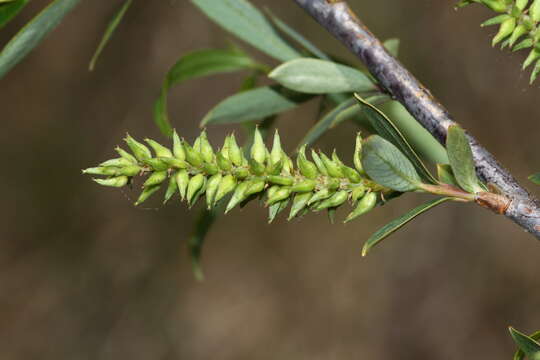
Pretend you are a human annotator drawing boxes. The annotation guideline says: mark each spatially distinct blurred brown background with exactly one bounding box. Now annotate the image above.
[0,1,539,359]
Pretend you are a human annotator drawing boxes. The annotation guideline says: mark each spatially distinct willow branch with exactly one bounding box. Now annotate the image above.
[293,0,540,239]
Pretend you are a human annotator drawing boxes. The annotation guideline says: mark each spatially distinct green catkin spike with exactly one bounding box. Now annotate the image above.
[244,178,266,197]
[290,179,317,193]
[320,152,344,178]
[307,188,333,205]
[311,150,328,176]
[492,18,516,46]
[270,130,282,166]
[480,14,511,27]
[183,140,203,167]
[266,187,291,206]
[267,175,294,186]
[351,184,367,204]
[249,158,266,176]
[513,38,533,51]
[297,145,318,179]
[205,173,222,209]
[143,158,169,171]
[83,167,120,176]
[228,134,244,166]
[145,138,173,158]
[226,181,249,213]
[143,170,168,187]
[125,134,151,161]
[135,185,160,205]
[344,191,378,223]
[119,165,141,177]
[354,133,363,174]
[214,174,236,205]
[164,173,178,204]
[100,157,134,168]
[523,48,540,69]
[531,0,540,21]
[199,130,215,164]
[314,190,348,211]
[509,24,527,45]
[172,130,186,161]
[115,146,138,164]
[216,151,232,171]
[250,127,267,164]
[288,192,312,220]
[160,157,188,169]
[186,173,205,206]
[175,170,189,200]
[93,175,128,187]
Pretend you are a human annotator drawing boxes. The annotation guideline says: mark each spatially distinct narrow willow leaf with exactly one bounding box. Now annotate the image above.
[0,0,28,29]
[355,95,438,184]
[437,164,459,187]
[362,197,452,256]
[88,0,132,71]
[510,327,540,360]
[155,48,258,136]
[189,208,218,281]
[0,0,81,79]
[269,58,375,94]
[529,172,540,185]
[362,135,422,192]
[383,38,400,57]
[267,10,330,60]
[512,329,540,360]
[330,94,390,128]
[446,125,483,193]
[191,0,300,62]
[200,85,312,126]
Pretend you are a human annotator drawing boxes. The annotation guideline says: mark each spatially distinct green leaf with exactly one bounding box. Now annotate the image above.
[155,48,259,136]
[437,164,459,187]
[266,9,330,60]
[362,135,423,192]
[200,85,312,126]
[269,58,375,94]
[191,0,300,62]
[510,327,540,360]
[383,38,400,57]
[189,208,218,281]
[355,95,438,184]
[88,0,132,71]
[0,0,28,29]
[529,172,540,185]
[330,94,390,128]
[362,197,452,256]
[0,0,81,79]
[446,125,483,193]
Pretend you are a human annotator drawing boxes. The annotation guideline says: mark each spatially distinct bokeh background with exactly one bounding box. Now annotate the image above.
[1,1,539,359]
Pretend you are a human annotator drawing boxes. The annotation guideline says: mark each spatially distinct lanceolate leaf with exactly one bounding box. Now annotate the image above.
[88,0,133,71]
[191,0,300,62]
[509,327,540,360]
[362,197,452,256]
[0,0,28,29]
[529,172,540,185]
[355,95,438,184]
[200,85,312,126]
[362,135,422,192]
[269,58,375,94]
[155,48,259,136]
[446,125,484,193]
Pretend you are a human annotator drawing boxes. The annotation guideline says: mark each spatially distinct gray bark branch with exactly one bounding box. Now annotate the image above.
[293,0,540,239]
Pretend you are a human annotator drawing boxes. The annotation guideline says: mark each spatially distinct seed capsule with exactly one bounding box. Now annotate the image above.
[267,175,294,186]
[480,0,507,12]
[145,138,173,158]
[290,179,316,193]
[267,158,283,175]
[119,165,142,177]
[351,184,366,204]
[199,130,215,164]
[307,188,332,205]
[143,158,169,171]
[281,151,294,175]
[93,175,128,187]
[164,173,178,204]
[353,134,363,174]
[225,181,249,213]
[216,151,232,171]
[530,0,540,21]
[250,127,267,164]
[228,134,244,166]
[83,167,120,176]
[186,173,205,206]
[266,187,291,206]
[100,157,133,168]
[492,18,516,46]
[214,174,237,205]
[311,150,328,176]
[270,130,283,166]
[314,190,348,211]
[249,158,266,176]
[244,178,266,197]
[143,170,168,187]
[320,153,344,178]
[288,192,312,220]
[160,157,188,169]
[125,134,151,161]
[172,130,186,161]
[344,191,377,223]
[342,166,362,183]
[268,199,289,223]
[233,167,249,179]
[205,173,222,209]
[183,140,203,167]
[220,136,231,159]
[135,185,160,205]
[297,145,318,179]
[203,162,219,175]
[175,169,189,200]
[509,24,527,46]
[115,146,138,164]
